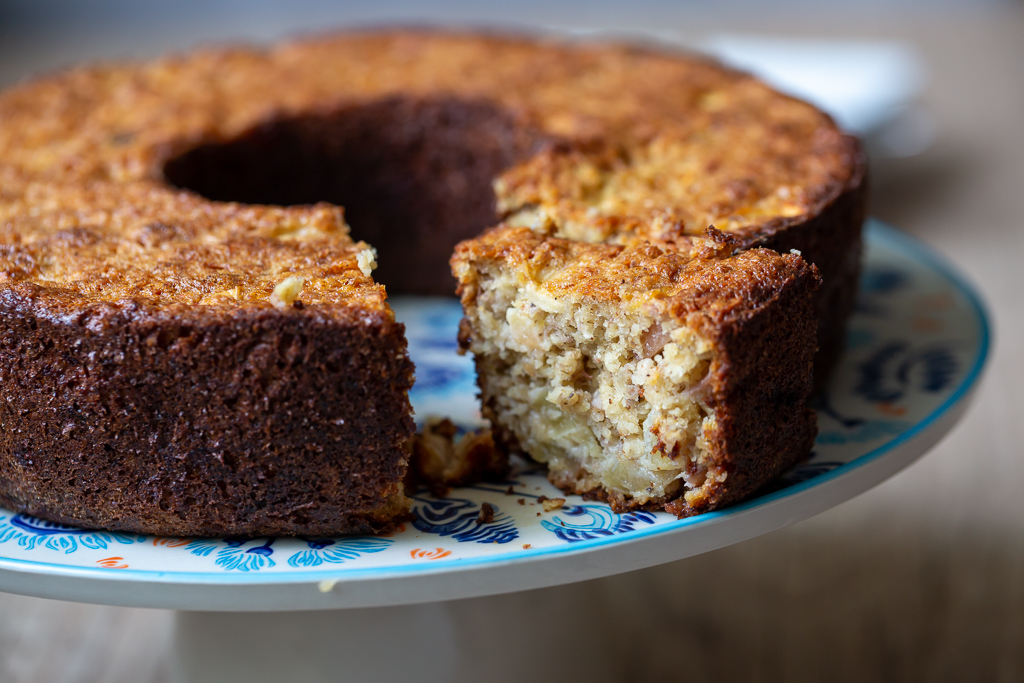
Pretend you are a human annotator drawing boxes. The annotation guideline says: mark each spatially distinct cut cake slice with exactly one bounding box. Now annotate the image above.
[452,226,820,514]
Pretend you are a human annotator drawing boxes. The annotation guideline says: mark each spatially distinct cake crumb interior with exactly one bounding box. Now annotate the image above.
[466,262,718,506]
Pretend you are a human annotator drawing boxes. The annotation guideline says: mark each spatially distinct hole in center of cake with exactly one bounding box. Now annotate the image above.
[163,96,547,295]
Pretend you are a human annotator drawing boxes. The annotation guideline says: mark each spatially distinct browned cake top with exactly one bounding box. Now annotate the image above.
[0,171,383,315]
[0,30,858,312]
[453,225,816,327]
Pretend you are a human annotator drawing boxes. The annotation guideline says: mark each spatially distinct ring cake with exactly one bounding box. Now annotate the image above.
[0,31,865,535]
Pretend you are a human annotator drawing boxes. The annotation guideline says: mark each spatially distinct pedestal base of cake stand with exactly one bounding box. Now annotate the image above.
[170,580,618,683]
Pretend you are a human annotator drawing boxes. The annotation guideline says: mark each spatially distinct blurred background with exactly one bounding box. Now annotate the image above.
[1,1,1022,681]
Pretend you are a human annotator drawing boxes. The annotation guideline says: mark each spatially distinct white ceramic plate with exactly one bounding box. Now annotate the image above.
[0,220,990,611]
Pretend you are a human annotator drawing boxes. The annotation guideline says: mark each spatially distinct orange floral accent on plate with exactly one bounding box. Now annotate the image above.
[152,537,191,547]
[97,557,129,569]
[877,402,907,417]
[410,547,451,560]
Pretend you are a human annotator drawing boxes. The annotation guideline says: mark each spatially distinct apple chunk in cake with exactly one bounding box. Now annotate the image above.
[452,227,821,515]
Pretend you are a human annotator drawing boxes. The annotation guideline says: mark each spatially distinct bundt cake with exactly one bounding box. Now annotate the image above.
[0,30,864,535]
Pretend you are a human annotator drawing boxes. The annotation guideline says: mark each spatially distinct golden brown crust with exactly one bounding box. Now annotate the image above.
[454,225,812,313]
[0,172,384,311]
[0,29,863,366]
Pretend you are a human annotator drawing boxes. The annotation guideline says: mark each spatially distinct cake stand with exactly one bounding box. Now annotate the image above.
[0,221,990,683]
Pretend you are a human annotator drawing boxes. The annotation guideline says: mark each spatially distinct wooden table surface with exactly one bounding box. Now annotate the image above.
[1,6,1022,682]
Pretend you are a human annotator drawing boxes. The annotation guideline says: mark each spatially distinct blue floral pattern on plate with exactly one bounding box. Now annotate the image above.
[412,498,519,544]
[0,514,144,554]
[542,506,658,543]
[0,221,988,574]
[287,537,393,568]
